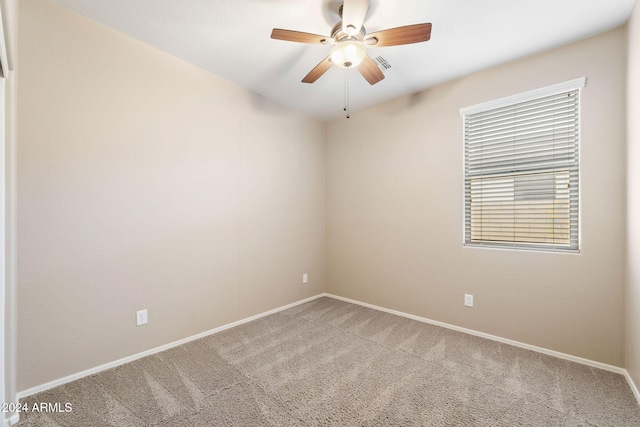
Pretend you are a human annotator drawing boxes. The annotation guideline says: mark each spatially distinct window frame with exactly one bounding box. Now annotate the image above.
[460,78,586,253]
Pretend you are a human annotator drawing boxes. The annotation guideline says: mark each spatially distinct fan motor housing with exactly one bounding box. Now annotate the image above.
[331,22,366,42]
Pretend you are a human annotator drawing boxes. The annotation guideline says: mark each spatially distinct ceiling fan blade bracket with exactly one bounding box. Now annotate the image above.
[341,0,370,36]
[363,37,378,46]
[364,23,432,47]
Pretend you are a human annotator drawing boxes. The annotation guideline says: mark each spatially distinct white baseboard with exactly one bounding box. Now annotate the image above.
[325,293,640,406]
[324,293,628,375]
[625,370,640,406]
[336,293,640,407]
[17,294,325,399]
[16,292,640,409]
[4,413,19,426]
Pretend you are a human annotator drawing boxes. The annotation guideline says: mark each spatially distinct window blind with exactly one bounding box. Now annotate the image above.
[462,81,583,252]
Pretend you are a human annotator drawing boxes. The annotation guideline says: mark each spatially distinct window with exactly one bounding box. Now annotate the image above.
[461,78,585,252]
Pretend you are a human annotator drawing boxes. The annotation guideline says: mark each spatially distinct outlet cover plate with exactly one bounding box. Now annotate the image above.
[136,309,148,326]
[464,294,474,307]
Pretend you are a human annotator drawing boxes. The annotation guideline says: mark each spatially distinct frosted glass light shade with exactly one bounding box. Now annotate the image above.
[330,40,366,69]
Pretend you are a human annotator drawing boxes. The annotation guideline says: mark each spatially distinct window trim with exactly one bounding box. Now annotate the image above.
[460,77,586,116]
[460,78,586,253]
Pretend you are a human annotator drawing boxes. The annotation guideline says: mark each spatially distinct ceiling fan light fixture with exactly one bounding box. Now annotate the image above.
[330,40,366,68]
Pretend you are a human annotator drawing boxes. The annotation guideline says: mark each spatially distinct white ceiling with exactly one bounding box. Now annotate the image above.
[47,0,637,121]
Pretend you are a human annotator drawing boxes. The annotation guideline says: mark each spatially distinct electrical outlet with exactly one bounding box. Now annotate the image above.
[136,309,148,326]
[464,294,474,307]
[303,273,308,284]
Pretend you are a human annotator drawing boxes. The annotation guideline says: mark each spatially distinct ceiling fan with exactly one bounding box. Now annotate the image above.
[270,0,432,85]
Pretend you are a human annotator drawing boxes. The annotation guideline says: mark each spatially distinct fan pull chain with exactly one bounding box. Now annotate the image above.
[344,68,351,119]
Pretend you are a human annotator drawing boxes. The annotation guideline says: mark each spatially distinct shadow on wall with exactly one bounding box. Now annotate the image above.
[249,45,312,116]
[248,91,296,116]
[382,78,461,118]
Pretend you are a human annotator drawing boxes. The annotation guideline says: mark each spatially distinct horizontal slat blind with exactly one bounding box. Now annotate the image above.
[463,86,581,251]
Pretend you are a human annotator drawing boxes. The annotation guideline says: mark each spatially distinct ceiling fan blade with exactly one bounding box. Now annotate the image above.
[357,54,384,85]
[271,29,330,45]
[342,0,369,36]
[302,56,333,83]
[364,23,432,47]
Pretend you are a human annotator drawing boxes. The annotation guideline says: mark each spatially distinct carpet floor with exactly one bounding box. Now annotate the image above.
[16,296,640,426]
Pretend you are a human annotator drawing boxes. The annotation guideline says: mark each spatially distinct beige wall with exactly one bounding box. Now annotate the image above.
[627,2,640,388]
[326,28,627,366]
[16,0,634,395]
[17,0,325,391]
